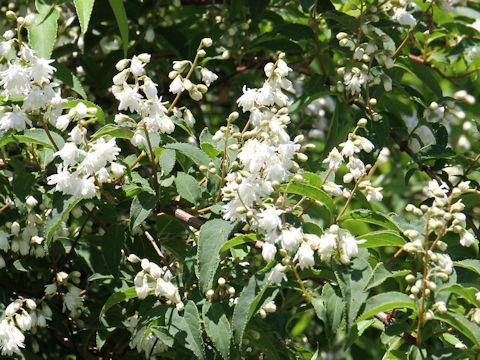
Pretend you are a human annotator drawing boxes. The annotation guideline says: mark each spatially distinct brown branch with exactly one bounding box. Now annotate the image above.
[140,225,165,259]
[408,55,462,89]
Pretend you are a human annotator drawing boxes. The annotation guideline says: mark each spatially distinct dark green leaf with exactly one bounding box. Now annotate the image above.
[166,143,211,167]
[130,191,156,230]
[203,303,232,360]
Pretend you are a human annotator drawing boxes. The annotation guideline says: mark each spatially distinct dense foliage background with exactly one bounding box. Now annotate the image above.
[0,0,480,359]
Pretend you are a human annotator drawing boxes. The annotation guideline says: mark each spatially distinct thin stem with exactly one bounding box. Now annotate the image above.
[0,201,12,213]
[335,177,363,223]
[143,124,160,198]
[113,151,146,183]
[292,266,313,302]
[216,120,231,203]
[140,225,165,259]
[41,116,60,152]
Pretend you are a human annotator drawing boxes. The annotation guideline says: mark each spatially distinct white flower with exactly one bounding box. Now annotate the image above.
[281,227,303,251]
[346,157,366,180]
[134,273,150,299]
[63,286,83,312]
[262,242,277,262]
[115,84,143,113]
[0,61,31,97]
[69,126,86,144]
[30,58,55,84]
[111,162,125,177]
[54,142,80,167]
[0,41,12,56]
[0,230,11,252]
[55,115,71,131]
[268,264,287,284]
[5,302,21,317]
[130,56,146,77]
[355,136,374,153]
[472,309,480,324]
[393,7,416,28]
[25,195,38,208]
[15,313,32,331]
[0,106,32,132]
[200,68,218,86]
[256,83,275,106]
[0,319,25,355]
[339,139,360,157]
[323,147,343,169]
[318,232,337,261]
[142,77,158,100]
[237,86,257,112]
[475,291,480,302]
[344,69,366,95]
[257,206,284,233]
[322,181,343,197]
[295,242,315,269]
[460,231,475,247]
[155,279,180,303]
[159,115,175,134]
[169,76,184,94]
[263,301,277,313]
[184,109,195,127]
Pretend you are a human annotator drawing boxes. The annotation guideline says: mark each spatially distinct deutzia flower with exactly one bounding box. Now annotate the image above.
[459,231,475,247]
[169,76,184,94]
[0,61,31,97]
[0,231,11,252]
[262,242,277,262]
[237,86,257,112]
[134,272,150,300]
[281,227,303,251]
[323,147,343,169]
[295,242,315,269]
[392,7,416,28]
[268,264,287,284]
[54,143,81,167]
[30,58,55,84]
[0,319,25,355]
[200,68,218,86]
[257,206,284,233]
[0,106,32,132]
[114,84,143,113]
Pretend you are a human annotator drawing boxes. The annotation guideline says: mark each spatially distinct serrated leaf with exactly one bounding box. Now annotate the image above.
[434,312,480,346]
[159,149,176,175]
[203,303,232,360]
[312,283,343,339]
[130,191,156,230]
[454,260,480,276]
[28,0,60,59]
[356,292,416,323]
[196,219,235,293]
[165,301,205,360]
[91,124,131,141]
[100,287,137,318]
[232,273,270,344]
[338,209,401,231]
[358,230,406,248]
[6,128,66,150]
[440,284,480,307]
[73,0,95,34]
[108,0,129,57]
[175,172,201,204]
[334,250,372,330]
[286,183,335,221]
[45,193,81,245]
[219,234,257,253]
[364,262,409,291]
[166,143,211,167]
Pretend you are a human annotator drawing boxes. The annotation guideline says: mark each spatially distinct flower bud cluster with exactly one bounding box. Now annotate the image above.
[129,255,184,310]
[0,298,51,355]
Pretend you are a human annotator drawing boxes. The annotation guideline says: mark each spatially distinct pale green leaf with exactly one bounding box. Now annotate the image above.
[73,0,95,34]
[175,172,201,204]
[356,292,416,322]
[108,0,129,57]
[28,0,60,59]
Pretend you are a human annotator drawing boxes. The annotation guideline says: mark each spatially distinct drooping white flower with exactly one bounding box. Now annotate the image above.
[257,206,284,234]
[237,86,257,112]
[142,77,158,100]
[323,147,344,169]
[115,84,143,113]
[295,242,315,269]
[54,142,81,167]
[0,106,32,132]
[130,56,146,77]
[318,232,337,261]
[281,227,303,251]
[0,61,31,97]
[30,58,55,84]
[200,68,218,86]
[0,319,25,355]
[256,83,275,106]
[392,7,416,28]
[262,242,277,262]
[460,231,475,247]
[169,76,184,94]
[134,273,150,300]
[15,313,32,331]
[268,264,287,284]
[339,139,360,157]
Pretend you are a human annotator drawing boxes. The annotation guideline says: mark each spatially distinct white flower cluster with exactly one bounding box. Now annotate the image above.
[128,254,184,311]
[44,271,84,317]
[0,298,51,356]
[47,130,121,199]
[113,38,217,148]
[0,198,50,263]
[402,176,477,318]
[0,33,63,133]
[323,119,384,203]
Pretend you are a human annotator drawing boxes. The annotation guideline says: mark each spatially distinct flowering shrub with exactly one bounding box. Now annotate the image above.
[0,0,479,358]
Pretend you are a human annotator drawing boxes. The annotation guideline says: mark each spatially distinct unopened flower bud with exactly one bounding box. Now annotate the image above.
[201,37,213,47]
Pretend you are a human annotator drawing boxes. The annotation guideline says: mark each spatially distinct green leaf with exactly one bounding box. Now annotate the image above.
[358,230,406,248]
[73,0,95,34]
[440,284,480,307]
[129,191,156,230]
[166,143,211,167]
[175,172,201,204]
[334,250,372,330]
[202,303,232,360]
[219,234,257,253]
[232,273,270,344]
[8,128,65,150]
[102,226,125,275]
[100,287,137,318]
[434,312,480,346]
[454,260,480,276]
[286,183,335,220]
[196,219,235,293]
[64,99,105,125]
[159,149,176,175]
[165,301,205,360]
[44,193,81,245]
[91,124,131,141]
[312,283,344,339]
[338,209,401,231]
[364,262,409,291]
[28,0,60,59]
[108,0,129,57]
[356,292,416,322]
[53,62,88,99]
